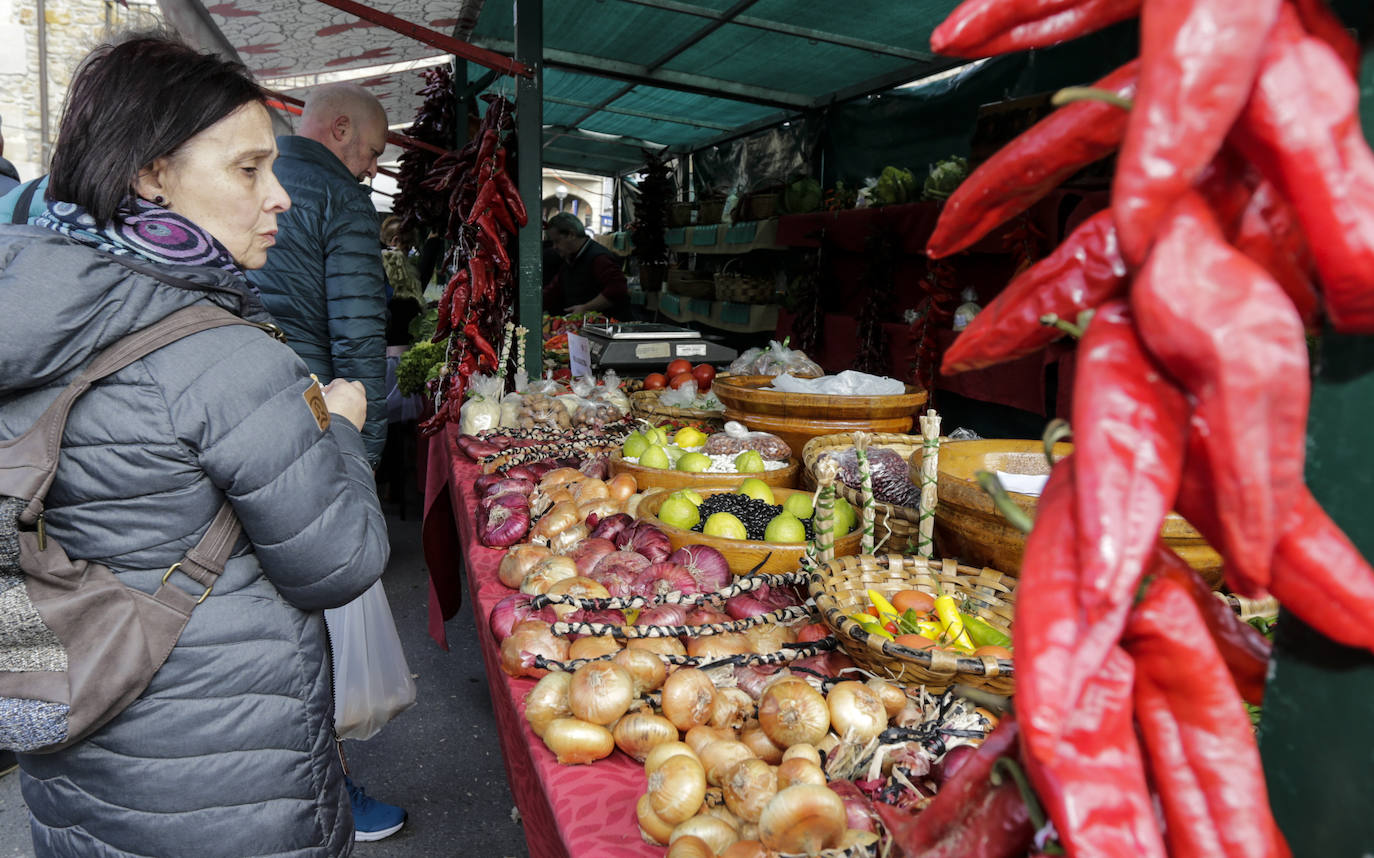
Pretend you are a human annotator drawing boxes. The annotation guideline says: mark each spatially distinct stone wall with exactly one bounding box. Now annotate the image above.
[0,0,162,183]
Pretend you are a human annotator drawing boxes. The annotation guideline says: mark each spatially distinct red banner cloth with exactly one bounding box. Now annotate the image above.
[422,440,660,858]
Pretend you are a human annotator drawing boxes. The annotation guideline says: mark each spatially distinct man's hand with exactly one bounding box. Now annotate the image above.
[322,379,367,430]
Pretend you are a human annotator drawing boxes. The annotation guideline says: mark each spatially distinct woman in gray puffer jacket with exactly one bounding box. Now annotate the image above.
[0,35,388,857]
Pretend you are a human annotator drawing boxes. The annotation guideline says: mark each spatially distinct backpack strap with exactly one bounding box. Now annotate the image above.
[0,304,258,523]
[154,499,241,608]
[10,178,42,225]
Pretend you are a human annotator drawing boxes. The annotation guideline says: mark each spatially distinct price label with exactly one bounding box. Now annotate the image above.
[635,342,672,360]
[676,343,707,357]
[567,333,594,377]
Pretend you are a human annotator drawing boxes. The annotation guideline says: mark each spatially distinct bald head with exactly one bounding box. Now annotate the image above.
[299,83,388,181]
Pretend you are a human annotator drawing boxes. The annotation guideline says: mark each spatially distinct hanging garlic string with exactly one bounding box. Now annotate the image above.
[813,457,840,564]
[496,320,515,382]
[551,604,811,639]
[853,432,876,555]
[514,325,529,392]
[917,409,942,558]
[532,570,809,611]
[532,637,838,674]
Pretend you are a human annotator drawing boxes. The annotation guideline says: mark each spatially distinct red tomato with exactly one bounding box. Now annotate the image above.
[892,589,935,616]
[642,373,667,390]
[894,634,938,651]
[691,363,716,391]
[666,358,693,378]
[668,372,697,391]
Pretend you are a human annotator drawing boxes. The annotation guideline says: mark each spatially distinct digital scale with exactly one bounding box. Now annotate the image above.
[575,322,738,374]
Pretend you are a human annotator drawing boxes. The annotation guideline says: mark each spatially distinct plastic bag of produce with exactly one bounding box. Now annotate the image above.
[459,373,504,435]
[325,580,416,741]
[499,392,523,428]
[728,346,765,375]
[702,420,792,460]
[770,370,905,396]
[593,369,631,414]
[757,340,824,377]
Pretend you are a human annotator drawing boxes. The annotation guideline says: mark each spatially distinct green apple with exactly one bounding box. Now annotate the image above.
[622,432,648,458]
[763,512,807,543]
[658,494,701,529]
[733,450,766,473]
[677,452,711,473]
[702,512,748,540]
[737,478,775,505]
[674,426,708,448]
[783,491,815,519]
[639,444,671,470]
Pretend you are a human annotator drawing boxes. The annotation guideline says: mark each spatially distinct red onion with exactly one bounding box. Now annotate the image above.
[631,561,699,599]
[564,608,627,627]
[725,594,772,620]
[934,744,977,786]
[591,550,651,580]
[553,456,581,470]
[590,513,635,545]
[476,498,531,547]
[482,478,534,499]
[789,651,856,679]
[480,491,529,512]
[753,581,803,610]
[503,465,538,482]
[668,545,732,593]
[588,568,636,599]
[626,522,672,562]
[794,622,831,643]
[473,472,504,495]
[489,593,555,641]
[636,604,688,627]
[684,606,730,627]
[828,780,880,833]
[569,538,617,576]
[733,664,786,699]
[579,455,610,479]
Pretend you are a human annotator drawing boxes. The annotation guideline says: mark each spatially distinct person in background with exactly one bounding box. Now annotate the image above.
[0,33,388,857]
[543,210,629,320]
[0,116,20,195]
[245,82,407,842]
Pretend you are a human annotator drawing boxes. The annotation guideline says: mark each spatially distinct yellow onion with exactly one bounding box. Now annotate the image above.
[698,740,755,787]
[685,725,736,756]
[613,646,667,695]
[577,498,620,524]
[644,741,698,776]
[498,543,552,589]
[539,467,585,489]
[826,680,888,743]
[758,784,846,854]
[613,712,679,762]
[780,743,821,767]
[758,679,830,748]
[670,816,738,854]
[661,668,717,732]
[739,722,784,764]
[838,829,881,849]
[815,732,840,756]
[500,620,568,678]
[569,661,635,725]
[607,472,638,503]
[776,757,827,789]
[546,576,611,620]
[648,753,707,825]
[701,798,744,830]
[638,793,676,845]
[627,636,687,658]
[737,823,760,843]
[743,621,795,655]
[687,632,751,660]
[866,678,908,719]
[568,634,621,661]
[568,477,609,503]
[549,521,591,555]
[520,555,578,595]
[524,670,573,737]
[665,834,716,858]
[533,500,581,541]
[542,717,614,765]
[709,688,754,731]
[723,757,778,823]
[720,840,769,858]
[624,491,649,518]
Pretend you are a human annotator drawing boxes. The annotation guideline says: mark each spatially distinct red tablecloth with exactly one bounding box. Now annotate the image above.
[421,427,659,858]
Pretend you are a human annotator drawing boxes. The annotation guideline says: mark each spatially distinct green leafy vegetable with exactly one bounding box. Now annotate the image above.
[396,340,447,396]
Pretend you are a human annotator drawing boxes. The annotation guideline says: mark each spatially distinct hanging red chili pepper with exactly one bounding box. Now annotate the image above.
[931,0,1141,57]
[1112,0,1281,265]
[1291,0,1360,76]
[927,61,1138,259]
[1232,180,1321,330]
[942,210,1127,374]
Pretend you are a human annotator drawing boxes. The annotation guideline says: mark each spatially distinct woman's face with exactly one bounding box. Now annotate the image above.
[135,102,291,269]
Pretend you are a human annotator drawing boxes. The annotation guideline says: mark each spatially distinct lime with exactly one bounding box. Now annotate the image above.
[639,445,671,470]
[702,512,748,540]
[783,491,814,519]
[764,512,807,543]
[677,452,711,473]
[622,432,648,458]
[733,450,766,473]
[674,426,708,448]
[658,494,701,529]
[737,478,775,505]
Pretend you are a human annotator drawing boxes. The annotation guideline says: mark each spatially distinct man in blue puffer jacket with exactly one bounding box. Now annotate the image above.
[248,83,390,466]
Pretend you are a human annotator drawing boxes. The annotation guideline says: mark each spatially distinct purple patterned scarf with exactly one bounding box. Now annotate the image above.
[35,197,244,277]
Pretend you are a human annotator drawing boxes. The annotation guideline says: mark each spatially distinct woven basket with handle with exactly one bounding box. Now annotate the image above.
[808,553,1017,695]
[801,433,925,549]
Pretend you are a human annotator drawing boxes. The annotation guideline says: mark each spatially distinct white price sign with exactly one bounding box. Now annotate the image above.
[567,333,594,378]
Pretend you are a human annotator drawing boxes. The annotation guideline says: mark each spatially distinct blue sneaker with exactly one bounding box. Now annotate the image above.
[346,776,406,842]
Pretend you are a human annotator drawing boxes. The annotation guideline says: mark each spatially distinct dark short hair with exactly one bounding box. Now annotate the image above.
[47,32,268,225]
[546,212,586,238]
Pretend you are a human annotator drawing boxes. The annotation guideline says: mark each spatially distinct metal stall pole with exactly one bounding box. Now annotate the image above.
[514,0,543,382]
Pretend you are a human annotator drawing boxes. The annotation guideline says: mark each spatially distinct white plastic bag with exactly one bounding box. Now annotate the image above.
[325,580,417,741]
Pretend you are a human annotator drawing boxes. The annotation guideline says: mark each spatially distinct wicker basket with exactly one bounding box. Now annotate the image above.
[630,389,726,433]
[745,192,780,221]
[801,433,925,550]
[809,554,1017,694]
[667,268,717,300]
[669,201,697,227]
[697,199,726,224]
[714,272,775,304]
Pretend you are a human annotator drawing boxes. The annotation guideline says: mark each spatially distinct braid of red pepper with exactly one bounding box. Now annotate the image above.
[788,248,824,356]
[853,229,897,376]
[914,258,959,394]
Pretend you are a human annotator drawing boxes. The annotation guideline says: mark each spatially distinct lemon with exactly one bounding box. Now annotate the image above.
[764,512,807,543]
[702,512,748,540]
[783,491,814,519]
[658,494,701,529]
[733,450,766,473]
[622,432,648,458]
[676,452,711,473]
[672,489,704,506]
[737,478,775,505]
[674,426,709,448]
[832,496,857,537]
[639,444,671,470]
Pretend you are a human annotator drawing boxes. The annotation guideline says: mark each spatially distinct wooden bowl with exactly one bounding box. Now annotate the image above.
[609,453,802,491]
[914,439,1223,586]
[712,375,928,419]
[720,411,917,460]
[636,486,863,576]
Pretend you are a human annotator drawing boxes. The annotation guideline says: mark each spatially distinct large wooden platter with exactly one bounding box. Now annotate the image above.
[712,375,928,420]
[636,486,862,576]
[609,453,801,492]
